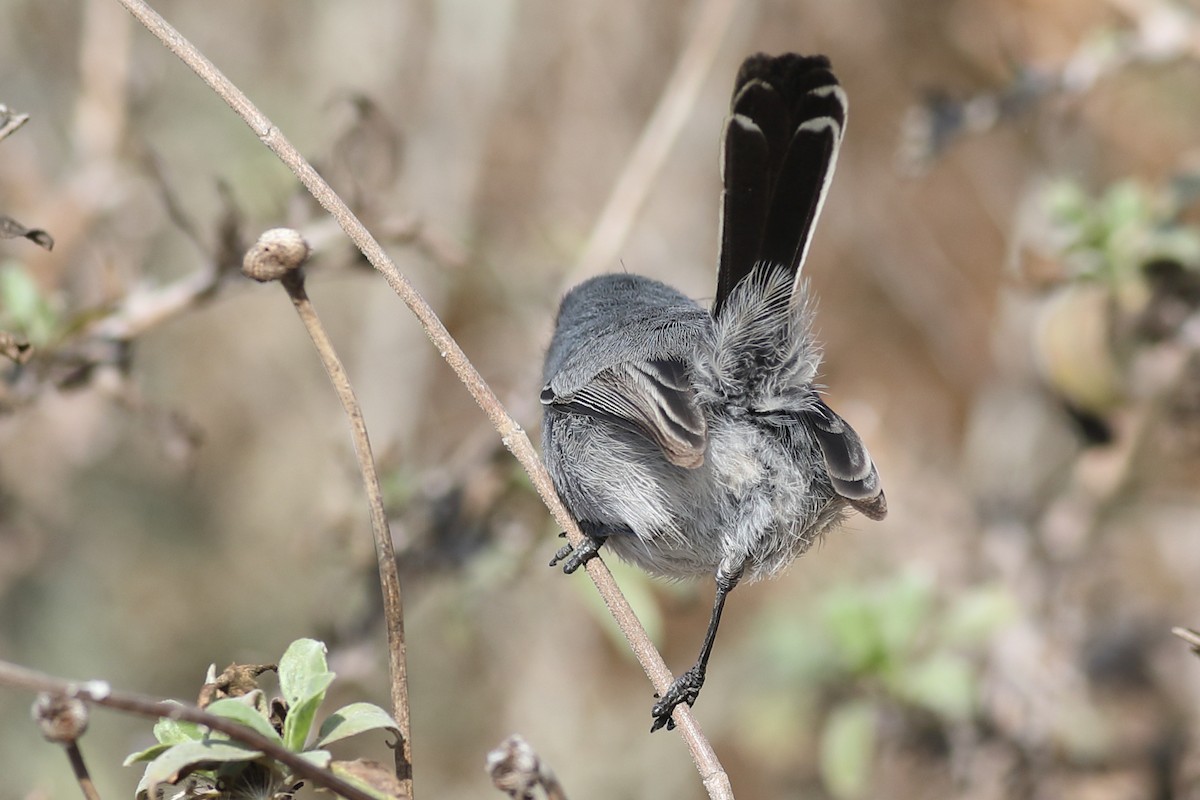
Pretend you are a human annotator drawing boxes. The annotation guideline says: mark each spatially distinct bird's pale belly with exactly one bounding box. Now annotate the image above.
[602,419,847,582]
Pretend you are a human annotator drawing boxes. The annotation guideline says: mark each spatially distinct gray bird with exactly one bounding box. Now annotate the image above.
[540,53,886,732]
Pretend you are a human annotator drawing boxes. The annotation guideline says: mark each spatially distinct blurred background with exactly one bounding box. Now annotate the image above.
[2,0,1200,797]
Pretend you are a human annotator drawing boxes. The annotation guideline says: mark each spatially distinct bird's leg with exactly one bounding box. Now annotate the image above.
[549,522,629,574]
[651,564,743,732]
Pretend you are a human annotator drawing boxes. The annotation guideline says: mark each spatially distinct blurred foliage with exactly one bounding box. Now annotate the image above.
[1038,177,1200,285]
[1027,175,1200,420]
[819,699,876,800]
[751,571,1015,798]
[0,262,60,346]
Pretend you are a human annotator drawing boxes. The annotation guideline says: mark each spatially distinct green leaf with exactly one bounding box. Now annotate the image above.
[754,611,838,683]
[940,585,1016,646]
[892,652,976,720]
[875,572,933,656]
[1100,181,1149,232]
[205,698,283,744]
[123,742,172,766]
[0,264,40,320]
[141,740,261,787]
[277,638,336,751]
[126,706,206,765]
[1043,178,1090,225]
[278,639,331,706]
[314,703,400,748]
[282,671,336,751]
[821,588,883,673]
[153,711,205,745]
[819,700,876,799]
[0,263,56,344]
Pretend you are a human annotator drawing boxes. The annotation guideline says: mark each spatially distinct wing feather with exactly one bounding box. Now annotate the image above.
[804,399,887,519]
[543,358,707,469]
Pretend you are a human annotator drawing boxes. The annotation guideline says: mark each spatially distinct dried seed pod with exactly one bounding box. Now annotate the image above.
[242,228,310,282]
[31,693,89,743]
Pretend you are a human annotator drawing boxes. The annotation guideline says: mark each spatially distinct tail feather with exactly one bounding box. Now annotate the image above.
[715,54,847,316]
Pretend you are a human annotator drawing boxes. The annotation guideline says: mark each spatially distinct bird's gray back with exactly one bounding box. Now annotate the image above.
[543,274,711,396]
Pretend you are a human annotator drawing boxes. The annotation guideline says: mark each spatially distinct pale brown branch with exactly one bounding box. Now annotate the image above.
[113,1,733,795]
[240,228,413,792]
[31,694,102,800]
[1171,626,1200,656]
[86,268,222,341]
[75,0,132,163]
[286,270,414,788]
[65,743,103,800]
[0,106,30,143]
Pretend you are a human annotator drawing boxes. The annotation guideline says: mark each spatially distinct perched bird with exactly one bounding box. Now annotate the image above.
[540,52,886,732]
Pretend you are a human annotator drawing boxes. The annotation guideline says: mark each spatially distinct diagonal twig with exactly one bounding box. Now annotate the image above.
[0,105,30,143]
[110,0,733,797]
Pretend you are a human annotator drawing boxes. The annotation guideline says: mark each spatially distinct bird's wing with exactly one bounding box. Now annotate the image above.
[804,399,887,519]
[541,358,708,469]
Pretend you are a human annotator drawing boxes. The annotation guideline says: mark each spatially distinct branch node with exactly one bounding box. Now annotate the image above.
[242,227,311,282]
[486,735,568,800]
[32,693,90,743]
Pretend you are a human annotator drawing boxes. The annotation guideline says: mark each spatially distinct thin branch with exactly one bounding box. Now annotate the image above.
[568,0,738,285]
[0,105,30,143]
[1172,626,1200,657]
[65,743,103,800]
[140,148,214,257]
[31,693,103,800]
[75,0,133,163]
[111,1,733,796]
[0,659,380,800]
[241,228,413,792]
[86,268,222,341]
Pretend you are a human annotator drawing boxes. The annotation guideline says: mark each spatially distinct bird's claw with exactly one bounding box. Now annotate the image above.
[547,532,603,574]
[650,665,705,732]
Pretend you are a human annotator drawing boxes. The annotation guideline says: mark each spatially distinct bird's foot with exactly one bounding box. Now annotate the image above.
[650,664,705,732]
[548,532,603,574]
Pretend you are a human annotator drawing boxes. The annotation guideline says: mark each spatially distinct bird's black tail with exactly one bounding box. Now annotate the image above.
[713,53,847,317]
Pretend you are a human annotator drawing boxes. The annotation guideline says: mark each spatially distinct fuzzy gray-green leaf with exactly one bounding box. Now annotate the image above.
[205,698,283,744]
[278,638,330,707]
[314,703,400,748]
[141,740,261,786]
